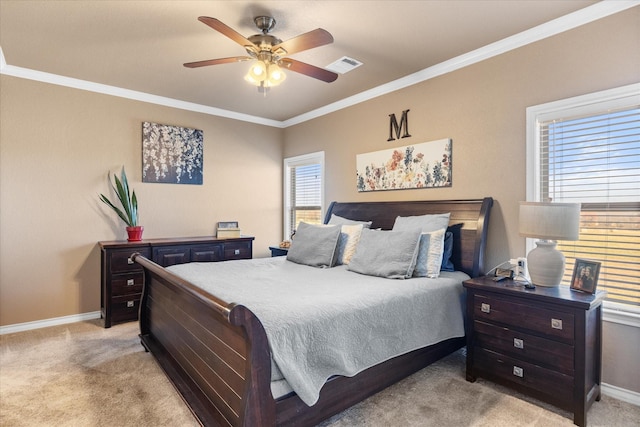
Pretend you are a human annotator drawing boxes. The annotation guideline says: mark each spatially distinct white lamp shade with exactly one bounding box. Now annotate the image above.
[519,201,581,287]
[519,202,581,241]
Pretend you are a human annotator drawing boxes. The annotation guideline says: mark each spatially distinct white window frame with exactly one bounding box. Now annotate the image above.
[283,151,325,240]
[525,82,640,324]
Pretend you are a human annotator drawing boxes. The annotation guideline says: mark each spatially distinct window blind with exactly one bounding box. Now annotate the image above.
[539,105,640,306]
[288,163,322,236]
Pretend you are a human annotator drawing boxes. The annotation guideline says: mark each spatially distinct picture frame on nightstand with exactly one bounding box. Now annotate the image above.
[570,258,601,294]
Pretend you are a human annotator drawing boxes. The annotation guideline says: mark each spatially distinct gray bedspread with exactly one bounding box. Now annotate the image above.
[167,257,467,406]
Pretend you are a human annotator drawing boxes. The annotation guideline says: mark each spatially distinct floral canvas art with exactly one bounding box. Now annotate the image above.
[356,139,452,192]
[142,122,203,185]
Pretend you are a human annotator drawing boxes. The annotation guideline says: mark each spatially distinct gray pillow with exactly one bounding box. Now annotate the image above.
[393,213,451,278]
[286,222,341,268]
[392,212,450,232]
[328,213,373,228]
[347,228,422,279]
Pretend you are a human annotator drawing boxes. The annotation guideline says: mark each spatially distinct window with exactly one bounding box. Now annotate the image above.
[527,83,640,308]
[284,152,325,239]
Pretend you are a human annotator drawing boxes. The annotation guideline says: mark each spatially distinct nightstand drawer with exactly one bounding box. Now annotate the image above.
[474,320,574,375]
[110,248,151,273]
[475,347,573,402]
[473,293,575,342]
[111,273,144,296]
[110,295,141,323]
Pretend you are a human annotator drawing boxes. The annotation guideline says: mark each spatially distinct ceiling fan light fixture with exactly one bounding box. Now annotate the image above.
[245,60,286,91]
[267,63,286,86]
[246,61,267,82]
[187,15,336,88]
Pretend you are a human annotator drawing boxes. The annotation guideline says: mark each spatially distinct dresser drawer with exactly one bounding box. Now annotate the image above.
[475,347,573,403]
[191,244,223,262]
[473,293,574,342]
[224,241,252,260]
[153,246,190,267]
[110,248,151,273]
[111,273,144,297]
[474,320,574,375]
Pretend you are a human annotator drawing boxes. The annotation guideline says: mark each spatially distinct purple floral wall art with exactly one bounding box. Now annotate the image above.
[142,121,203,185]
[356,139,452,192]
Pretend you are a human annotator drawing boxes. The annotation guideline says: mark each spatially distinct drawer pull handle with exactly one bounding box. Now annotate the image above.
[481,303,490,314]
[234,249,240,255]
[551,318,563,330]
[127,279,135,286]
[127,257,134,265]
[126,300,135,308]
[513,366,524,378]
[513,338,524,349]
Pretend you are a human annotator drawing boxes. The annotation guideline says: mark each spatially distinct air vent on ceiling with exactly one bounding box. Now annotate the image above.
[326,56,363,74]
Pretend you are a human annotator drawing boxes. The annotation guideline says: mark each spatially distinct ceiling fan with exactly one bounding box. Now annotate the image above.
[184,16,339,92]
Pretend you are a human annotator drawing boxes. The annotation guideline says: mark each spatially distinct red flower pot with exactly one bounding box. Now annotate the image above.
[126,226,144,242]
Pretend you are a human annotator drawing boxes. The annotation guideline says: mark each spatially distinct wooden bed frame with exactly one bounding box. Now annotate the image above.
[133,197,493,426]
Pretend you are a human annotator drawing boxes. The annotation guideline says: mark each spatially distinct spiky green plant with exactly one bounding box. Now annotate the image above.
[99,167,138,227]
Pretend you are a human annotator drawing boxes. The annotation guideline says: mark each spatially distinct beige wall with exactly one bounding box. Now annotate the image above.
[0,76,283,326]
[283,9,640,393]
[284,9,640,275]
[1,6,638,394]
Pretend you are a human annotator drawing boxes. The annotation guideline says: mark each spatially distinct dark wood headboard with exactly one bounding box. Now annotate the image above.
[324,198,493,277]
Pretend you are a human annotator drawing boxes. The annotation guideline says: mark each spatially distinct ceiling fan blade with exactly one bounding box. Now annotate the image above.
[184,56,252,68]
[279,58,338,83]
[197,16,258,52]
[272,28,333,55]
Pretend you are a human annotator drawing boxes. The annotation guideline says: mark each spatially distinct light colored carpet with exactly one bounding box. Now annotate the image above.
[1,320,638,426]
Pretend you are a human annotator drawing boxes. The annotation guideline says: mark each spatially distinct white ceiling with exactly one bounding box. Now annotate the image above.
[1,1,632,125]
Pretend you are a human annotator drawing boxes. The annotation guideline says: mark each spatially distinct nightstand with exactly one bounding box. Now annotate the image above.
[269,246,289,257]
[463,276,606,427]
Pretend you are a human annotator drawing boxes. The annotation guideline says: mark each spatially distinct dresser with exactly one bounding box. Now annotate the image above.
[100,236,254,328]
[463,276,606,427]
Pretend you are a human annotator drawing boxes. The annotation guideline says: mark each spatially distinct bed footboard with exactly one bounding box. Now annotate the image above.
[133,254,275,427]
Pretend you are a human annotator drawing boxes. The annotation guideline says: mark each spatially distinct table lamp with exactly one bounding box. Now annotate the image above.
[519,202,581,287]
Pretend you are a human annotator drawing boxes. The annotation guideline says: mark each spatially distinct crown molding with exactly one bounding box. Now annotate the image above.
[0,48,283,128]
[283,1,639,126]
[2,1,637,129]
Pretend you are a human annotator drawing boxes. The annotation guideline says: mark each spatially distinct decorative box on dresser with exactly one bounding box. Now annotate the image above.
[100,236,254,328]
[463,276,606,427]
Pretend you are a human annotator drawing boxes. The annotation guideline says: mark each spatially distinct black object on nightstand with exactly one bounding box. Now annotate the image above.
[269,246,289,257]
[463,276,606,427]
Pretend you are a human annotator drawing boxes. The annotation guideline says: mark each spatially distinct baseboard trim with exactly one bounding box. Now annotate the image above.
[0,311,101,335]
[601,382,640,407]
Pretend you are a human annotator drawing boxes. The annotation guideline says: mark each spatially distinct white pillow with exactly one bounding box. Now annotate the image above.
[413,229,446,278]
[335,224,364,265]
[328,214,373,228]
